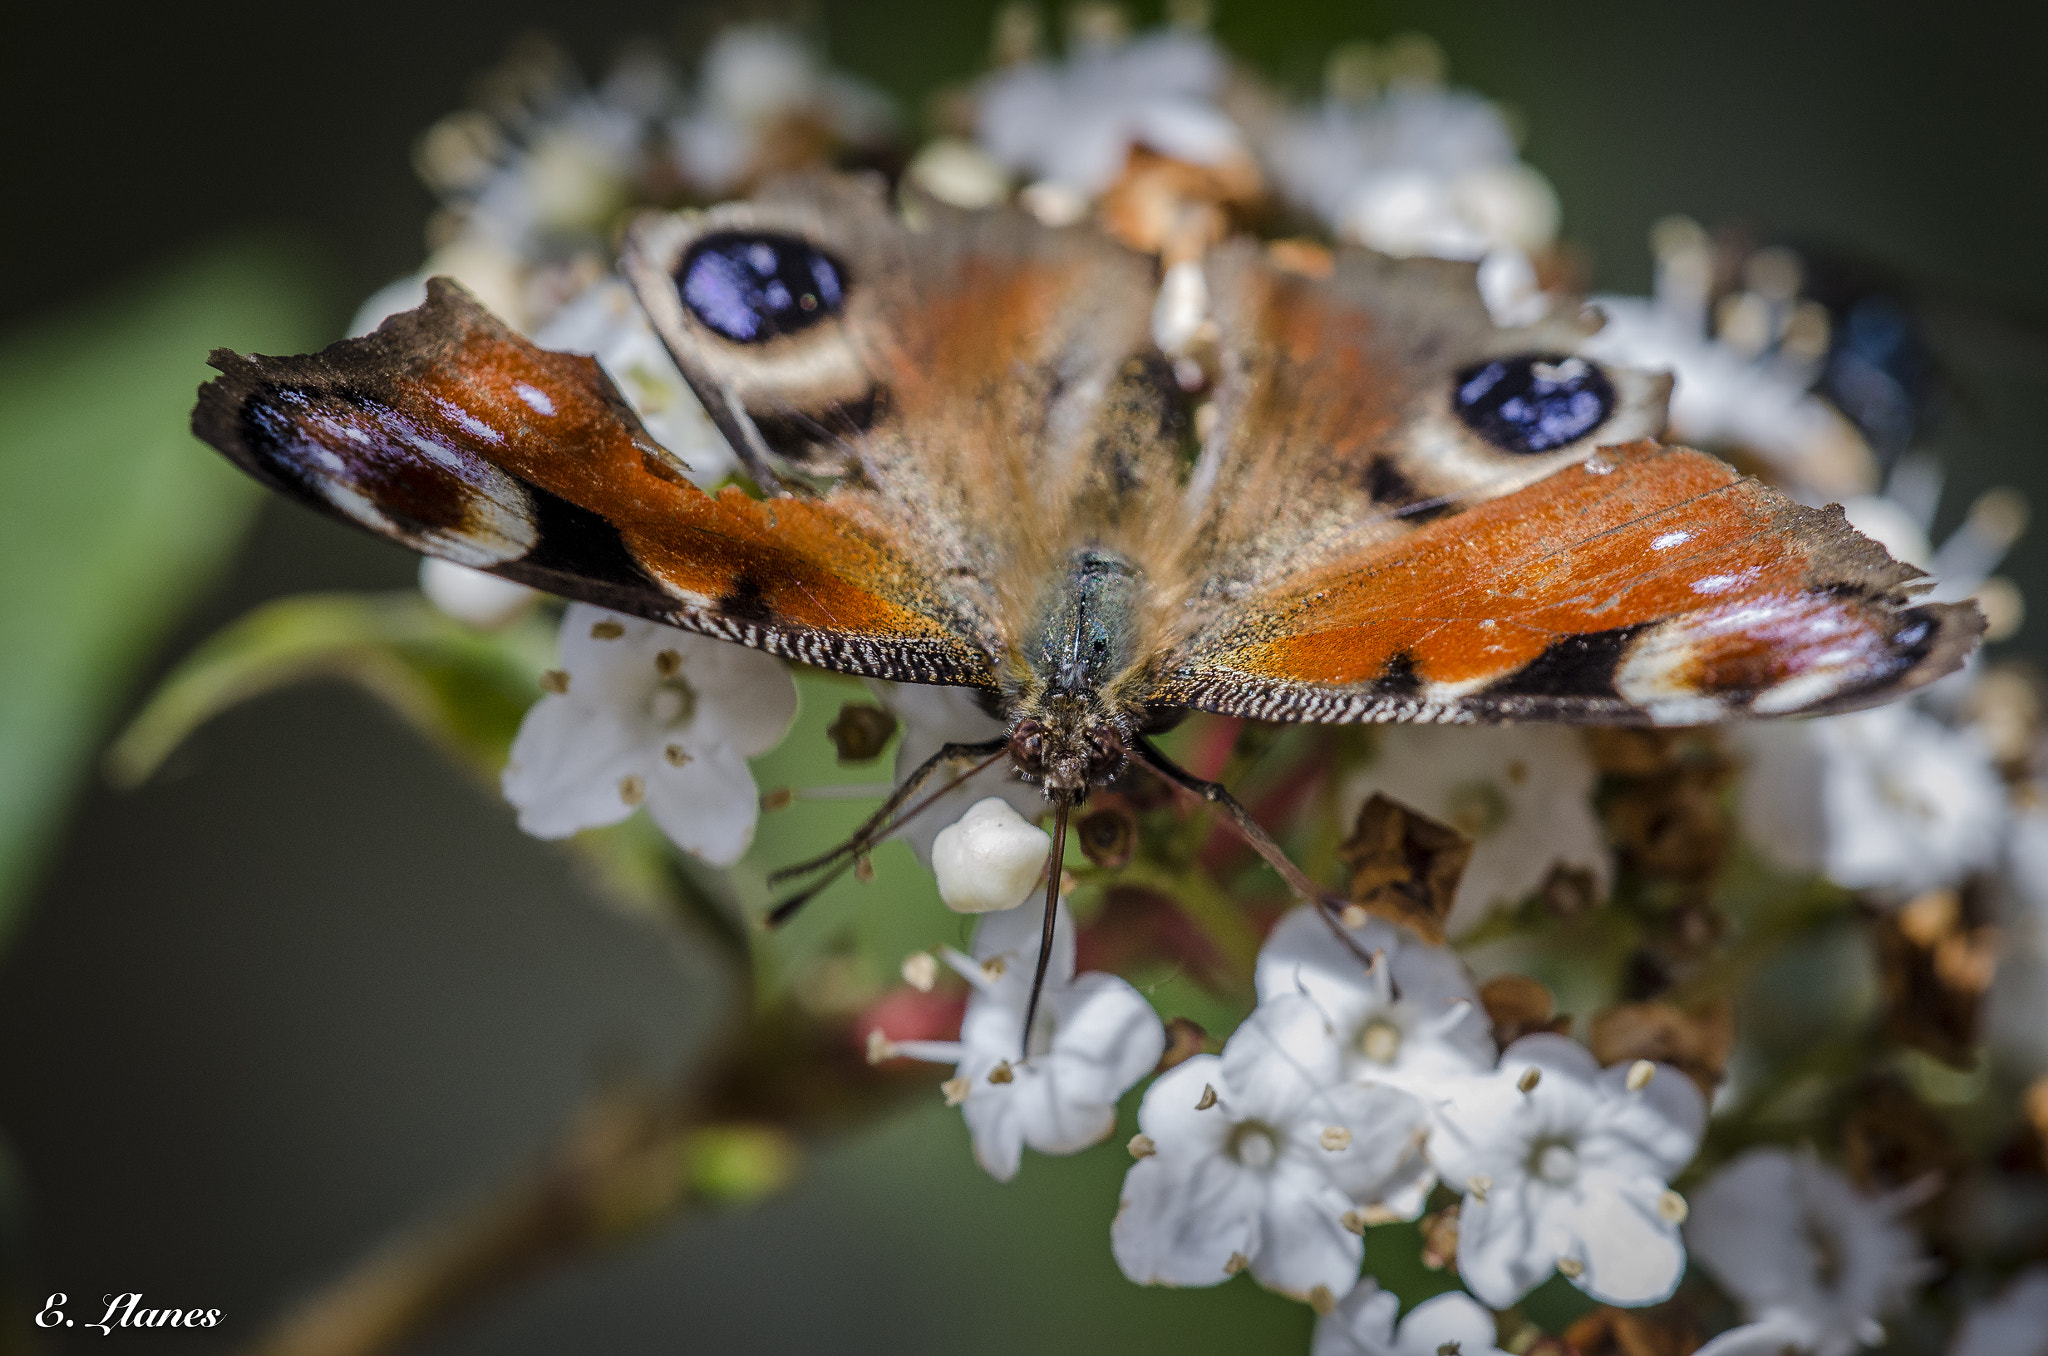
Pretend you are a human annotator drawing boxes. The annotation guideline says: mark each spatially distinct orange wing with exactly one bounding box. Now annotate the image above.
[1149,440,1981,725]
[194,280,995,687]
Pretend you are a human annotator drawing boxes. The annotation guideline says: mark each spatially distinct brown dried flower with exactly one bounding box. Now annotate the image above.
[1336,793,1472,945]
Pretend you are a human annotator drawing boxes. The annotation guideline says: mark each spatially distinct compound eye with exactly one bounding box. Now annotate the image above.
[1452,353,1616,454]
[1007,720,1048,776]
[1086,729,1125,781]
[677,231,847,344]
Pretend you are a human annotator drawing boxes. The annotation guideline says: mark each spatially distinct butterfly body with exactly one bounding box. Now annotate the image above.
[192,171,1981,811]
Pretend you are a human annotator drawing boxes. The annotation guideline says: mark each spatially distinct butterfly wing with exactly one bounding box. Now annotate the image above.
[1148,246,1980,723]
[195,174,1178,693]
[621,172,1183,687]
[193,278,995,686]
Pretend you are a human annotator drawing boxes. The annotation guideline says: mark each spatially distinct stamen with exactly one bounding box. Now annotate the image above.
[1518,1067,1542,1093]
[653,649,682,677]
[1466,1174,1491,1203]
[987,1060,1015,1085]
[589,619,624,640]
[1556,1256,1584,1279]
[539,668,570,694]
[865,1030,897,1065]
[1195,1084,1219,1111]
[941,1077,969,1106]
[1339,1209,1368,1236]
[1128,1133,1157,1159]
[1658,1190,1688,1224]
[1223,1252,1249,1277]
[1626,1060,1656,1091]
[900,953,938,991]
[1307,1285,1336,1316]
[665,744,693,768]
[1319,1126,1352,1152]
[618,775,645,806]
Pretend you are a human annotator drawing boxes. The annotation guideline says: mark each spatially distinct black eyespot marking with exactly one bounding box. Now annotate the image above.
[1452,354,1615,454]
[678,231,847,344]
[715,574,774,623]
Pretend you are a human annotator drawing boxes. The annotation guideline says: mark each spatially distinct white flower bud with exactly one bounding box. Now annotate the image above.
[419,558,539,629]
[930,797,1050,914]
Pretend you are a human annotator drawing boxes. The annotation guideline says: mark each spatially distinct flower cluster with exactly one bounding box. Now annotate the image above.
[156,8,2048,1354]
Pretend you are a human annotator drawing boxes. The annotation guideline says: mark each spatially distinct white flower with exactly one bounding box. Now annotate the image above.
[1949,1265,2048,1356]
[532,278,734,486]
[974,28,1245,196]
[1577,219,1875,499]
[1427,1034,1705,1309]
[1264,84,1552,257]
[1341,726,1609,937]
[1686,1147,1935,1356]
[1313,1279,1508,1356]
[670,26,894,197]
[1112,992,1433,1306]
[1262,81,1557,326]
[1580,292,1872,499]
[931,798,1050,914]
[867,681,1041,867]
[501,604,797,866]
[1255,907,1495,1092]
[1734,703,2008,899]
[418,558,538,629]
[880,899,1163,1183]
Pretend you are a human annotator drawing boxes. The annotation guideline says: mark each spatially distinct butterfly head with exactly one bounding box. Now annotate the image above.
[1006,704,1127,797]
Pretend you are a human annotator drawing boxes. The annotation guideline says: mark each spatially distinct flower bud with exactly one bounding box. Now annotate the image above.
[931,798,1050,914]
[419,557,538,629]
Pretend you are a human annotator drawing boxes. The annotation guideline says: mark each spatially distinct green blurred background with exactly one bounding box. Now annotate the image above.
[1,1,2044,1351]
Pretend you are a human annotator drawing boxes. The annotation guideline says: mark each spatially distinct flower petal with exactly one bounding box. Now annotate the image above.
[1455,1184,1569,1309]
[1112,1154,1259,1288]
[501,696,645,838]
[971,897,1076,984]
[668,630,799,756]
[1302,1082,1431,1203]
[1221,992,1343,1124]
[1042,971,1166,1105]
[1394,1291,1506,1356]
[1569,1174,1687,1306]
[642,739,760,867]
[1136,1055,1234,1160]
[1249,1172,1362,1302]
[1312,1278,1401,1356]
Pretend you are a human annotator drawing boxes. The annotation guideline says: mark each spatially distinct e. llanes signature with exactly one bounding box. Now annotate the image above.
[36,1294,222,1335]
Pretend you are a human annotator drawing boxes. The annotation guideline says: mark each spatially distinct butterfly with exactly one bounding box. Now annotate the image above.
[191,171,1981,1029]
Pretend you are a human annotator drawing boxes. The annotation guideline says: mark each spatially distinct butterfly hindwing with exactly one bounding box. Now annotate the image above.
[1152,438,1981,724]
[1169,240,1671,615]
[193,278,996,686]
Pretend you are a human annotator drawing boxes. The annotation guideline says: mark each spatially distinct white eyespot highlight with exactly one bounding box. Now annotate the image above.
[514,382,557,416]
[1650,530,1691,550]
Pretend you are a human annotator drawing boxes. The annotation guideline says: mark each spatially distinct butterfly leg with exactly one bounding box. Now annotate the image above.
[1130,737,1381,970]
[764,737,1009,926]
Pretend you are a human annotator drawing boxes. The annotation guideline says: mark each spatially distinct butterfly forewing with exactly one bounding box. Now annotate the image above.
[193,279,995,686]
[1152,438,1980,724]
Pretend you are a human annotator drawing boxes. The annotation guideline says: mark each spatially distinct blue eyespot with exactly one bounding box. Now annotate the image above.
[678,231,847,344]
[1452,354,1615,454]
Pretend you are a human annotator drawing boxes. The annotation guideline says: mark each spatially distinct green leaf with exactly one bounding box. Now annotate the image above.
[0,239,331,944]
[105,592,553,791]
